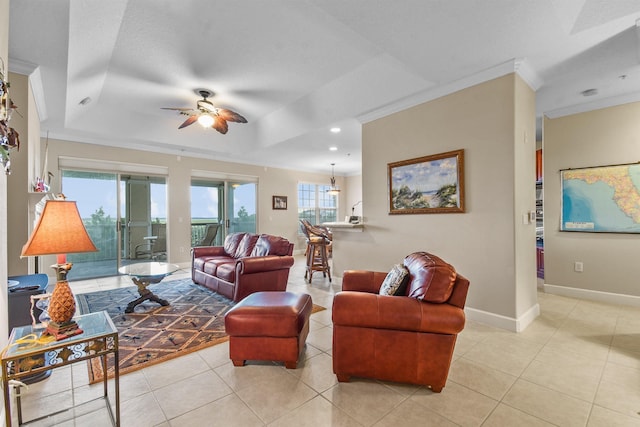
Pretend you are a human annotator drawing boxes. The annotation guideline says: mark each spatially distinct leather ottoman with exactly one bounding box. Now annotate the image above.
[224,291,312,369]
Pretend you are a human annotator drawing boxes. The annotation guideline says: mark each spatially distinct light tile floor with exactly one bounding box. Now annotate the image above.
[7,257,640,426]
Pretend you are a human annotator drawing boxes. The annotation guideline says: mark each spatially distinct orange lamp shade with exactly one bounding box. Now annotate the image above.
[21,200,98,258]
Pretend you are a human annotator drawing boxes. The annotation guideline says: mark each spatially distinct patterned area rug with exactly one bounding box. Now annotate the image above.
[76,278,324,383]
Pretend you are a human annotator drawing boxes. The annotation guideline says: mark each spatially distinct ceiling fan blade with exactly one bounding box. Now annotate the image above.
[161,107,193,112]
[212,117,229,134]
[217,108,247,123]
[178,115,198,129]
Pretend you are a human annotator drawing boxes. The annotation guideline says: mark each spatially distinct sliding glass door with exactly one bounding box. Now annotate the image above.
[190,180,223,247]
[190,178,256,246]
[121,175,167,263]
[227,181,256,234]
[61,171,119,278]
[61,170,166,280]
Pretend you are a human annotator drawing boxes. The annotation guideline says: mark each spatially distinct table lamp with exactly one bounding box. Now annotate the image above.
[21,199,98,340]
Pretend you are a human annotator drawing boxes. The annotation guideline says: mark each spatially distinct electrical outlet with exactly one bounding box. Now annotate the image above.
[574,261,583,272]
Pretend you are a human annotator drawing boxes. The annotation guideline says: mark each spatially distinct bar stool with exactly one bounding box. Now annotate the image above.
[299,220,332,283]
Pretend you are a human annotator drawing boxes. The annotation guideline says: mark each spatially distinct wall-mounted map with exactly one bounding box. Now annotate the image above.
[561,163,640,233]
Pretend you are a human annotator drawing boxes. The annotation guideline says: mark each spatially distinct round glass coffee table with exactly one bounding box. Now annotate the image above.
[118,262,181,313]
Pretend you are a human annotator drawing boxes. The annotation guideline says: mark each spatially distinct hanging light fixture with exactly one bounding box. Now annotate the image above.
[327,163,340,195]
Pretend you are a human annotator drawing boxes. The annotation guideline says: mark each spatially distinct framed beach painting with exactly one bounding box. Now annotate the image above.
[388,149,465,214]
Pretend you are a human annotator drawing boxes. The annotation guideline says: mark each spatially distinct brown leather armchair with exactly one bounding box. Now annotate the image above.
[332,252,470,392]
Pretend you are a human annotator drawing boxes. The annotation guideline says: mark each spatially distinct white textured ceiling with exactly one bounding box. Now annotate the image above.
[8,0,640,175]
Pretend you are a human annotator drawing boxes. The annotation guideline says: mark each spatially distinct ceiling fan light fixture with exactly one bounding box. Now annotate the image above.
[197,98,216,113]
[162,88,247,134]
[198,114,214,128]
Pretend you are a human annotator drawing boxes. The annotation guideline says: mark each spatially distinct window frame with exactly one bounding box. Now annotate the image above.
[297,182,338,226]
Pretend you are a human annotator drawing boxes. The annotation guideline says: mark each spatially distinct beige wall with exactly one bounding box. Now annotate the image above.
[345,174,363,220]
[6,72,34,275]
[6,138,348,274]
[334,74,539,330]
[514,74,539,315]
[543,102,640,302]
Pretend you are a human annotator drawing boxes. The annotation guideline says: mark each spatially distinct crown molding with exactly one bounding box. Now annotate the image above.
[8,57,48,121]
[7,58,37,75]
[514,58,543,91]
[544,90,640,119]
[357,58,542,124]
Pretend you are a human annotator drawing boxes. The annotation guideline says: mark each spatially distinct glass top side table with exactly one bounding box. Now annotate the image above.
[118,261,181,313]
[1,311,120,426]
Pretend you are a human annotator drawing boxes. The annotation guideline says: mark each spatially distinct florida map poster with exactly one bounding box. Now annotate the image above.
[561,163,640,233]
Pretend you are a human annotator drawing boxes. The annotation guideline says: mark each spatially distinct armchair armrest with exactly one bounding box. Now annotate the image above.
[333,291,465,335]
[341,270,388,293]
[191,246,227,258]
[238,255,295,274]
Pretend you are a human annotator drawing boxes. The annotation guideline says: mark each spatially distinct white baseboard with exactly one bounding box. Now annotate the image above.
[543,283,640,308]
[465,303,540,332]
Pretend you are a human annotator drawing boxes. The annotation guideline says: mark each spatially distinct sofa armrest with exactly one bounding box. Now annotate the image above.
[238,255,295,274]
[332,291,465,335]
[342,270,388,293]
[192,246,228,258]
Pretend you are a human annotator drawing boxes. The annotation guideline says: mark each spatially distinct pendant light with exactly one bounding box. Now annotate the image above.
[327,163,340,195]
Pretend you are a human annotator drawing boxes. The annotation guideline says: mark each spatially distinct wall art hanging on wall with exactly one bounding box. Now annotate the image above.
[388,149,465,214]
[561,162,640,233]
[272,195,288,210]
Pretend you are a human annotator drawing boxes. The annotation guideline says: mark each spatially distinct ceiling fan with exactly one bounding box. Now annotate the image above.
[162,89,247,134]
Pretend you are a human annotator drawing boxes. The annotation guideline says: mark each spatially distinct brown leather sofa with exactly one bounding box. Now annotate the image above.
[191,232,294,302]
[332,252,470,392]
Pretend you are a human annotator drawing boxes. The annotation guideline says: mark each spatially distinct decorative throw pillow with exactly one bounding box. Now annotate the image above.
[379,264,410,296]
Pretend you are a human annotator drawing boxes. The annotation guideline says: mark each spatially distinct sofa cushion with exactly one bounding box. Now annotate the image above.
[203,261,218,276]
[192,256,209,271]
[235,233,259,258]
[203,257,234,276]
[250,234,291,257]
[404,252,457,303]
[216,262,236,282]
[224,233,246,257]
[379,264,410,296]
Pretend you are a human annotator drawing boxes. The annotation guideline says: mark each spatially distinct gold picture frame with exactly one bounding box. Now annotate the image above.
[388,149,465,214]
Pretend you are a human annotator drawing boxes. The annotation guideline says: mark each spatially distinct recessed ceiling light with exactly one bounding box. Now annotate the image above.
[581,88,598,97]
[330,127,341,133]
[329,146,338,151]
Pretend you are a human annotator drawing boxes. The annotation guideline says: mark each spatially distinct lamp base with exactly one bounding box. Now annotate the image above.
[42,320,83,341]
[45,264,81,341]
